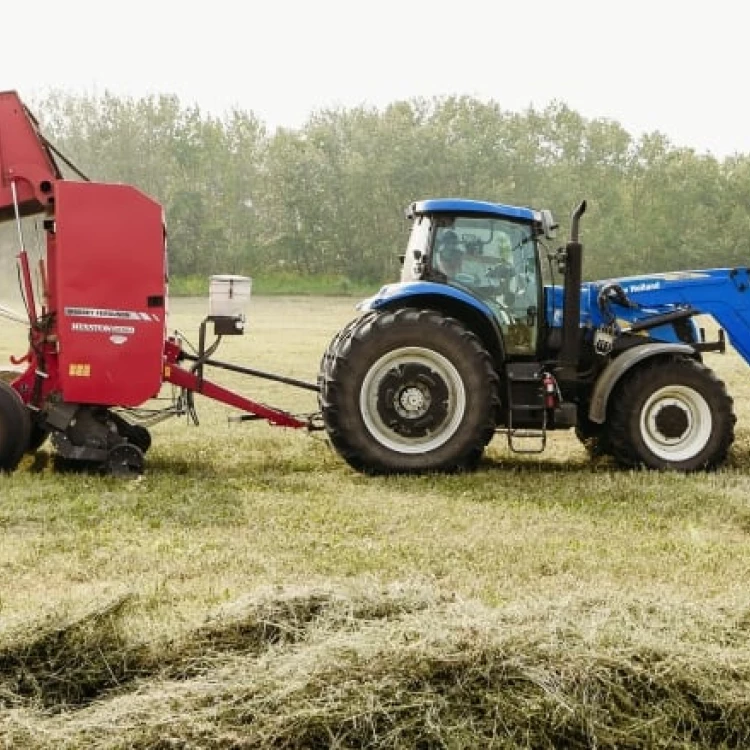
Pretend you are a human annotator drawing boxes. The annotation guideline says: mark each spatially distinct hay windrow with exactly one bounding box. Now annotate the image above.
[0,581,440,711]
[0,595,137,709]
[3,587,750,748]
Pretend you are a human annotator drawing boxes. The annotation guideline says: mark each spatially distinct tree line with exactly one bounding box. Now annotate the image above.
[32,91,750,286]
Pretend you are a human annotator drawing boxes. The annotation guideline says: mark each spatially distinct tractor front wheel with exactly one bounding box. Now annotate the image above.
[575,416,612,458]
[319,308,499,474]
[608,356,734,471]
[0,381,31,471]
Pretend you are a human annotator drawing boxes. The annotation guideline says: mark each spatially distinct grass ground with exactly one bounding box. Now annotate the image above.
[2,298,750,748]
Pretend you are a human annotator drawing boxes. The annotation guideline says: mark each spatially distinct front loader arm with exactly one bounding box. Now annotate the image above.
[617,269,750,364]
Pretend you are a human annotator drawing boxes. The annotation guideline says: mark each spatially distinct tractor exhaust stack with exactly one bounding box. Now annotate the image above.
[559,200,586,379]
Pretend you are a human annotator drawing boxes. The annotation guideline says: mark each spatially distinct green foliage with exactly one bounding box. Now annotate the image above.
[169,273,378,297]
[32,90,750,289]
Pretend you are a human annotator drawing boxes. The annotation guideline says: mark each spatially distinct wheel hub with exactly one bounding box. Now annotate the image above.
[396,384,431,417]
[358,343,468,456]
[654,402,689,440]
[376,362,449,438]
[640,383,712,462]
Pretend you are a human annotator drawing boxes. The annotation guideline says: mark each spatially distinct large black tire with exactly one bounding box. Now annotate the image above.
[0,380,31,471]
[608,356,735,471]
[575,411,612,458]
[319,308,499,474]
[0,370,47,453]
[317,312,377,388]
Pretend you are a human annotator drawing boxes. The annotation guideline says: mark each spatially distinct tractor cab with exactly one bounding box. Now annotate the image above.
[400,199,557,355]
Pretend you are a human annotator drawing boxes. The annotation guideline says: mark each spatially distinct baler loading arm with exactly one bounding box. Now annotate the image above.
[0,90,61,222]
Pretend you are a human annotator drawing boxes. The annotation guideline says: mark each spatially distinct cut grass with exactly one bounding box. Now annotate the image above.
[2,299,750,747]
[3,585,750,748]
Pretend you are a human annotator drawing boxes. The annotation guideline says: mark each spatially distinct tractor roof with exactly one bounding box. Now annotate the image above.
[407,198,536,222]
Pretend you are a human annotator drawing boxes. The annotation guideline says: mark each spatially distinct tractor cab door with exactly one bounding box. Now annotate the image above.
[431,216,541,356]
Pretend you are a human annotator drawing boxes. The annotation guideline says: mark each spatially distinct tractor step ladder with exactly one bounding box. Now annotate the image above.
[505,363,547,453]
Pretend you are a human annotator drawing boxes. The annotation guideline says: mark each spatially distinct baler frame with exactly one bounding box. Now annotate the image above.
[0,90,321,476]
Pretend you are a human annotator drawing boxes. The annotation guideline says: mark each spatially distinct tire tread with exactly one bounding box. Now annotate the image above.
[319,308,499,474]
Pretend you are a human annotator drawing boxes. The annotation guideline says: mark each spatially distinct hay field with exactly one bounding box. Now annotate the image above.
[2,297,750,748]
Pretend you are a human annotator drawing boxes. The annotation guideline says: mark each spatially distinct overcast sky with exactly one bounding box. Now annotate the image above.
[4,0,748,157]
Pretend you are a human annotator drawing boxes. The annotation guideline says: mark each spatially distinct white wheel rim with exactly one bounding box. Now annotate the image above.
[640,384,712,462]
[360,347,466,454]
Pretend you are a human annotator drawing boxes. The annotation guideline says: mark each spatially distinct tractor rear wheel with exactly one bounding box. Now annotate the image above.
[319,308,499,474]
[317,312,376,387]
[0,380,31,471]
[608,356,734,471]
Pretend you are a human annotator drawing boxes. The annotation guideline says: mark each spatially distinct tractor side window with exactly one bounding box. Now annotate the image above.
[479,226,539,355]
[434,227,464,280]
[400,215,430,282]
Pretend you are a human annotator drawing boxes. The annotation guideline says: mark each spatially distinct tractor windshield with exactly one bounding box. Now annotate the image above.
[404,213,540,355]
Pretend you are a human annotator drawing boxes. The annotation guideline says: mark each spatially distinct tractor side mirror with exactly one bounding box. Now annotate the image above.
[540,209,558,240]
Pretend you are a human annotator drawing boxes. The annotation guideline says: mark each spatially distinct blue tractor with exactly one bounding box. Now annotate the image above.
[318,199,743,473]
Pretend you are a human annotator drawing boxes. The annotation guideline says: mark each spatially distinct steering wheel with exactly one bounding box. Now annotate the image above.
[449,276,514,323]
[486,261,514,282]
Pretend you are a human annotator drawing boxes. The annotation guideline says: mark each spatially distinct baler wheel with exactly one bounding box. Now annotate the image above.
[0,380,31,471]
[319,308,499,474]
[27,420,50,453]
[105,442,145,478]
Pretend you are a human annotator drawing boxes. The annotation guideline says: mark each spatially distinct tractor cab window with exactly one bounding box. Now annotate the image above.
[431,216,540,355]
[400,214,431,282]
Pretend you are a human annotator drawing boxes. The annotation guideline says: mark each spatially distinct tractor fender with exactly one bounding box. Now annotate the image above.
[362,282,507,366]
[588,342,696,424]
[361,281,494,318]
